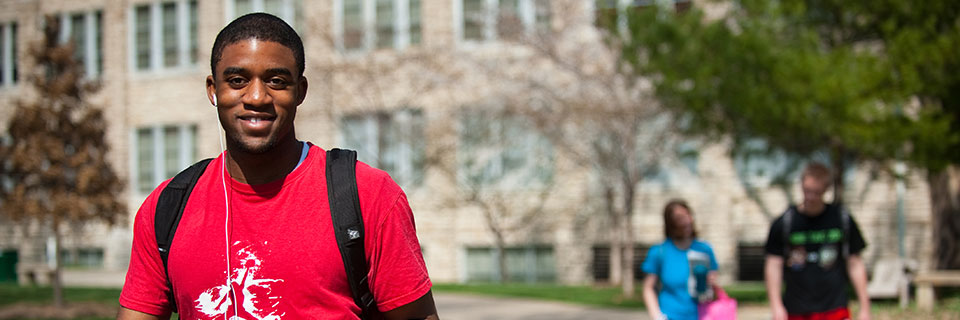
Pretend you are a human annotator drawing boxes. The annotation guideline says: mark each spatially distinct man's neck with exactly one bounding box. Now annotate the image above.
[225,137,303,185]
[799,203,827,217]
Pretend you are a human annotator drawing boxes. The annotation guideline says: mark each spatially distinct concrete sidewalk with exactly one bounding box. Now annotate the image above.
[434,292,771,320]
[434,292,645,320]
[56,270,775,319]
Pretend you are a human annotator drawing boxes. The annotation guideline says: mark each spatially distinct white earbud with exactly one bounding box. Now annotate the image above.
[212,95,218,106]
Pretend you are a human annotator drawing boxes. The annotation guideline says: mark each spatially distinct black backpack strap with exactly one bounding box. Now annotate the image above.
[781,206,794,256]
[840,205,851,260]
[326,149,377,318]
[154,158,213,312]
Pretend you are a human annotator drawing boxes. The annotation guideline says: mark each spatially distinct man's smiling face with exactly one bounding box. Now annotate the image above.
[207,38,306,155]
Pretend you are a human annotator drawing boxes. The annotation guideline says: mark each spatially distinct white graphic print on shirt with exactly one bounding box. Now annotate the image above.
[195,242,285,320]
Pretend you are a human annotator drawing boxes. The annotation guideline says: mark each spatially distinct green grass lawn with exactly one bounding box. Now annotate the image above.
[0,283,121,307]
[0,284,121,320]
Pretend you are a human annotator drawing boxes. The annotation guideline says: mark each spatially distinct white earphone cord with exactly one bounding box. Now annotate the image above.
[215,97,239,319]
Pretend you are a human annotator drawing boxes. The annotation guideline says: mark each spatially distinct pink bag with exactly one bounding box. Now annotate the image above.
[698,286,737,320]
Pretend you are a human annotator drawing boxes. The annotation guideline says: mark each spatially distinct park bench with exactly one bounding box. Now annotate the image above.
[866,258,916,308]
[914,270,960,311]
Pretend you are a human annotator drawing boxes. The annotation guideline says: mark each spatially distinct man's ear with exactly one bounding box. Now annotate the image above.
[206,75,217,106]
[296,76,308,105]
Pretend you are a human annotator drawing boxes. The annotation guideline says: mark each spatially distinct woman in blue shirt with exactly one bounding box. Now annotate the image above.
[642,200,719,320]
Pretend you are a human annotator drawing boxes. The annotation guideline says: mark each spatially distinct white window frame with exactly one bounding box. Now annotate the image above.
[0,21,17,87]
[131,124,196,195]
[224,0,299,28]
[457,109,553,190]
[453,0,547,45]
[334,0,420,52]
[339,109,425,188]
[463,246,556,283]
[128,0,198,75]
[59,10,102,78]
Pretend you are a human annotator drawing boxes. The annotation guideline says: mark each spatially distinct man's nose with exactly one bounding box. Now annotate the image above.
[242,79,274,107]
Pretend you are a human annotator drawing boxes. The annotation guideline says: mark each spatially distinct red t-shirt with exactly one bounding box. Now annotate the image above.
[120,144,432,319]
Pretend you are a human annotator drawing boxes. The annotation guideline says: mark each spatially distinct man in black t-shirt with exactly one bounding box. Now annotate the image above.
[764,162,870,320]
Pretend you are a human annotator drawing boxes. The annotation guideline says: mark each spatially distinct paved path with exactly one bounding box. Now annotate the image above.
[434,292,771,320]
[56,270,774,319]
[434,293,646,320]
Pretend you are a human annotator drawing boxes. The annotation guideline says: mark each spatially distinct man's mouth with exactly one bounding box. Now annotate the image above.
[239,115,276,130]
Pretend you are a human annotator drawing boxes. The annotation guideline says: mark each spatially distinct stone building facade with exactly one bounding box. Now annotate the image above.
[0,0,936,286]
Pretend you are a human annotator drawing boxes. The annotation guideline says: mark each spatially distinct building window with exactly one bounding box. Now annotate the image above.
[458,110,553,189]
[456,0,551,43]
[60,11,103,78]
[593,0,689,31]
[228,0,300,29]
[641,141,700,190]
[337,0,422,52]
[732,138,796,189]
[591,244,650,282]
[465,246,555,283]
[131,0,198,72]
[60,248,104,268]
[0,21,18,86]
[340,109,425,189]
[134,124,197,194]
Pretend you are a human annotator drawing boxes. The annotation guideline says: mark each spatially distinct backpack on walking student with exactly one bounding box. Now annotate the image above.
[153,148,379,319]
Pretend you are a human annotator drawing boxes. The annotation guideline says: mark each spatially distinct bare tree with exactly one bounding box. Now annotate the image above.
[473,1,691,297]
[309,1,690,296]
[0,16,125,307]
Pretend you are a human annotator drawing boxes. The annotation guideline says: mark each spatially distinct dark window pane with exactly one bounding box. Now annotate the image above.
[137,128,154,193]
[135,5,151,70]
[10,23,14,82]
[409,0,421,45]
[161,2,178,67]
[95,11,103,75]
[1,24,6,86]
[70,14,86,68]
[343,0,364,50]
[534,0,551,31]
[463,0,485,41]
[375,0,394,48]
[163,127,180,178]
[497,0,522,38]
[189,1,198,63]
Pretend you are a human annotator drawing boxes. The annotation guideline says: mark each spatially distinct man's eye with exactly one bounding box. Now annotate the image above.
[267,78,288,88]
[227,78,247,86]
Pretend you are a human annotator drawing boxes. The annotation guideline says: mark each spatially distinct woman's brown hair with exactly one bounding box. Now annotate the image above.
[663,199,698,240]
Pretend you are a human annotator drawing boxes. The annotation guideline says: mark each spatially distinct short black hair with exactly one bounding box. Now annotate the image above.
[210,13,304,79]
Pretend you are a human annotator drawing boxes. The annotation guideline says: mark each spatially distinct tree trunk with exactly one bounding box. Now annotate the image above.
[494,233,509,283]
[928,167,960,270]
[621,178,636,299]
[605,186,623,285]
[51,221,64,308]
[610,240,622,285]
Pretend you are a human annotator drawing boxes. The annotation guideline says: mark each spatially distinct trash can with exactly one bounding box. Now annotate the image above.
[0,249,18,283]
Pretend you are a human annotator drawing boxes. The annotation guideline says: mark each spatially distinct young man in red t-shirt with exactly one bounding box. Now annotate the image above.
[118,13,438,320]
